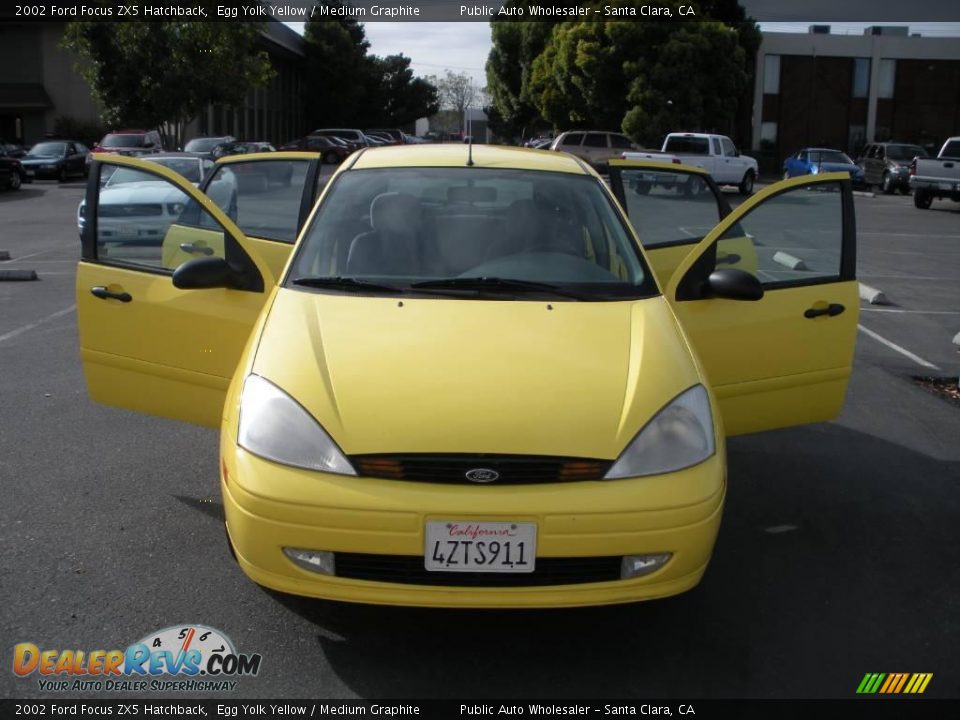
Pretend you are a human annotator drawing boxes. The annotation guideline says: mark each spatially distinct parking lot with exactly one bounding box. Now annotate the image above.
[1,175,958,699]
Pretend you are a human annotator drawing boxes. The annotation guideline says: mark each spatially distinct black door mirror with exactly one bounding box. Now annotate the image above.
[706,268,763,301]
[172,257,239,290]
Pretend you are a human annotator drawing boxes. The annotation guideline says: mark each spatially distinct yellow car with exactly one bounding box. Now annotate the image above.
[77,147,858,608]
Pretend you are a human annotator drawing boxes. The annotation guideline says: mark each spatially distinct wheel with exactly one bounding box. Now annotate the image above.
[323,151,339,165]
[682,178,702,197]
[58,167,68,183]
[881,172,894,194]
[633,181,651,196]
[9,172,22,191]
[913,191,932,209]
[738,170,755,196]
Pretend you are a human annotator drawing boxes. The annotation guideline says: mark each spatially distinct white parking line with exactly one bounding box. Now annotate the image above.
[857,324,941,370]
[0,305,76,345]
[1,248,63,263]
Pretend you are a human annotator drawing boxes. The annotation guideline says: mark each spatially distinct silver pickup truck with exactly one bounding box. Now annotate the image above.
[910,137,960,209]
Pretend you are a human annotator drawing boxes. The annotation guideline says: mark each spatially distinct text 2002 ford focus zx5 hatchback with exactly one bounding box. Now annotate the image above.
[77,146,858,607]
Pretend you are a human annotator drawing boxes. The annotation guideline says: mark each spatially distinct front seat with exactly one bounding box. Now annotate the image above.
[346,193,425,276]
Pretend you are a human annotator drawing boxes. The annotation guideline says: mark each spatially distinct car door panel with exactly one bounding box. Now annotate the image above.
[78,155,274,427]
[665,173,858,436]
[607,160,757,285]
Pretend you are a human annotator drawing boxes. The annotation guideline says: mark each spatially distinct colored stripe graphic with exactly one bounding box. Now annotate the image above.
[857,672,932,694]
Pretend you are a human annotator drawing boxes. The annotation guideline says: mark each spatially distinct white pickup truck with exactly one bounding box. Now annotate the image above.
[661,133,759,195]
[910,137,960,209]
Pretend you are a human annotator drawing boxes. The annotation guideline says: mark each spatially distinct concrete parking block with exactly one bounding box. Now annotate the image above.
[0,250,10,261]
[859,283,889,305]
[0,269,38,281]
[853,190,876,198]
[773,251,808,270]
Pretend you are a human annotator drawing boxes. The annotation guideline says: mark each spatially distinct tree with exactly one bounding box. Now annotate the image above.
[367,54,440,127]
[430,71,479,134]
[62,20,273,148]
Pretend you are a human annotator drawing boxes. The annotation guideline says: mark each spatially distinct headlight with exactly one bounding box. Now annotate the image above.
[604,384,715,479]
[238,374,356,475]
[167,202,185,215]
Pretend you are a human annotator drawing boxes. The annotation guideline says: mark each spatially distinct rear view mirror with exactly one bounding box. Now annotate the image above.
[706,268,763,301]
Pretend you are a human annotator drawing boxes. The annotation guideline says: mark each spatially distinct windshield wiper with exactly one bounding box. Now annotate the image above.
[291,276,403,293]
[410,277,592,301]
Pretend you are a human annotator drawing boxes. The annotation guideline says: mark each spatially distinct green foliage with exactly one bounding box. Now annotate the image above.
[53,115,107,148]
[304,2,438,129]
[62,17,274,147]
[486,0,760,146]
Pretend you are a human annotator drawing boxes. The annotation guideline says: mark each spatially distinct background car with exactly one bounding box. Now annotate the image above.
[0,146,30,190]
[858,142,929,194]
[783,148,865,186]
[93,130,164,157]
[550,130,639,168]
[20,140,89,181]
[1,140,26,158]
[278,135,350,164]
[366,129,407,144]
[182,136,236,159]
[312,128,369,148]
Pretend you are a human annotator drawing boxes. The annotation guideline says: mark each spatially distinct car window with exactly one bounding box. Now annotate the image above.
[203,159,310,243]
[808,150,853,165]
[664,136,709,155]
[582,134,606,148]
[149,158,203,183]
[942,140,960,158]
[876,146,885,160]
[92,166,224,271]
[610,134,633,150]
[886,145,925,161]
[28,142,67,156]
[797,151,807,161]
[708,182,844,287]
[561,133,584,147]
[288,167,657,299]
[102,135,145,148]
[720,138,737,157]
[618,169,724,248]
[711,138,722,155]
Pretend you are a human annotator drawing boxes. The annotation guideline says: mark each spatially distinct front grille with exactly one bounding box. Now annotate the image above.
[335,553,622,587]
[351,454,611,485]
[99,203,163,217]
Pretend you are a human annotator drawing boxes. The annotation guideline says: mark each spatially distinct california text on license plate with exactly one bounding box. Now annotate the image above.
[425,521,536,573]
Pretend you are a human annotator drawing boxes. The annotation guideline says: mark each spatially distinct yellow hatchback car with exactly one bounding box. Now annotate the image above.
[77,146,858,607]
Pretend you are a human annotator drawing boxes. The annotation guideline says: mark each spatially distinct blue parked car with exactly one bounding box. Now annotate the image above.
[783,148,865,186]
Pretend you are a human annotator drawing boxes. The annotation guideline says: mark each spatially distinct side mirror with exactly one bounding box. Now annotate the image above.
[706,268,763,301]
[172,257,239,290]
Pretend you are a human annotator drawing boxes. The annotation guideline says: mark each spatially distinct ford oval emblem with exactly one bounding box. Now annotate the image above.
[465,468,499,483]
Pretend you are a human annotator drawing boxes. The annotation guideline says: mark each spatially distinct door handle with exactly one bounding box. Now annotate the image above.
[179,243,214,256]
[90,286,132,303]
[804,303,844,319]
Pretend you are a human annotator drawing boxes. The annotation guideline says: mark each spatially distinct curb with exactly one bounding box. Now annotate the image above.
[853,190,876,198]
[859,282,888,305]
[773,251,808,271]
[0,270,38,282]
[0,250,10,261]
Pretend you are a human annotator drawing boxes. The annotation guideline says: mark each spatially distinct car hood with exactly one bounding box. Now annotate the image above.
[250,289,702,458]
[22,155,63,163]
[99,181,188,203]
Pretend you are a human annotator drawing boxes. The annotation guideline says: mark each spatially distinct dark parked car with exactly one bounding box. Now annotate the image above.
[92,129,164,157]
[1,140,26,158]
[278,135,350,164]
[858,142,929,194]
[20,140,89,181]
[365,129,407,144]
[1,147,30,190]
[182,136,236,160]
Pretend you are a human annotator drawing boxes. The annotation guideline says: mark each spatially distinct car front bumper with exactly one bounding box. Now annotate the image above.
[221,445,726,608]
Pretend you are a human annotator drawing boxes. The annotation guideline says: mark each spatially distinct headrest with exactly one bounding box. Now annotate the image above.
[370,192,422,231]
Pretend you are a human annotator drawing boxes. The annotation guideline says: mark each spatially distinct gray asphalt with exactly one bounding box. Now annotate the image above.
[1,176,958,700]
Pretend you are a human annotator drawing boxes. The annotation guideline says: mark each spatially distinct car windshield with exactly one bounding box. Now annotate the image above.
[149,157,202,182]
[808,150,853,164]
[102,135,146,148]
[184,138,225,152]
[28,142,66,157]
[886,145,926,160]
[287,167,656,300]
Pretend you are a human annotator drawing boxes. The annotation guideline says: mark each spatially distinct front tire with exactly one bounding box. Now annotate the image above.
[738,170,755,196]
[881,172,894,194]
[58,167,68,183]
[9,172,22,190]
[913,191,932,209]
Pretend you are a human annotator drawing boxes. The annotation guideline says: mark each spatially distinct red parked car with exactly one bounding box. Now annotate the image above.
[278,135,351,164]
[93,129,165,157]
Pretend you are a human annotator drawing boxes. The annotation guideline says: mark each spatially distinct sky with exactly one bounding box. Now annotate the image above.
[285,22,960,89]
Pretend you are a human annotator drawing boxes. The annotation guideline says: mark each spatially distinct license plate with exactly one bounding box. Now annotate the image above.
[939,182,953,191]
[25,170,35,178]
[118,224,137,237]
[425,521,536,573]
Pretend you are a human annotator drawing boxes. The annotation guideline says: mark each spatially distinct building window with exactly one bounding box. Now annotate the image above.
[763,55,781,95]
[760,122,778,149]
[852,58,870,98]
[848,125,866,155]
[878,59,896,99]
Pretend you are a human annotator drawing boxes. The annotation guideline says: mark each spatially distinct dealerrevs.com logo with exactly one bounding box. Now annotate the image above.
[12,624,262,692]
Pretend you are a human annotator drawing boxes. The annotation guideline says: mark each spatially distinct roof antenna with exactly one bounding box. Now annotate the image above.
[466,103,474,166]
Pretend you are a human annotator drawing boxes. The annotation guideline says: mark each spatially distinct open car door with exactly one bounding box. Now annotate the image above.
[77,155,275,428]
[162,151,322,277]
[607,159,757,286]
[664,173,859,436]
